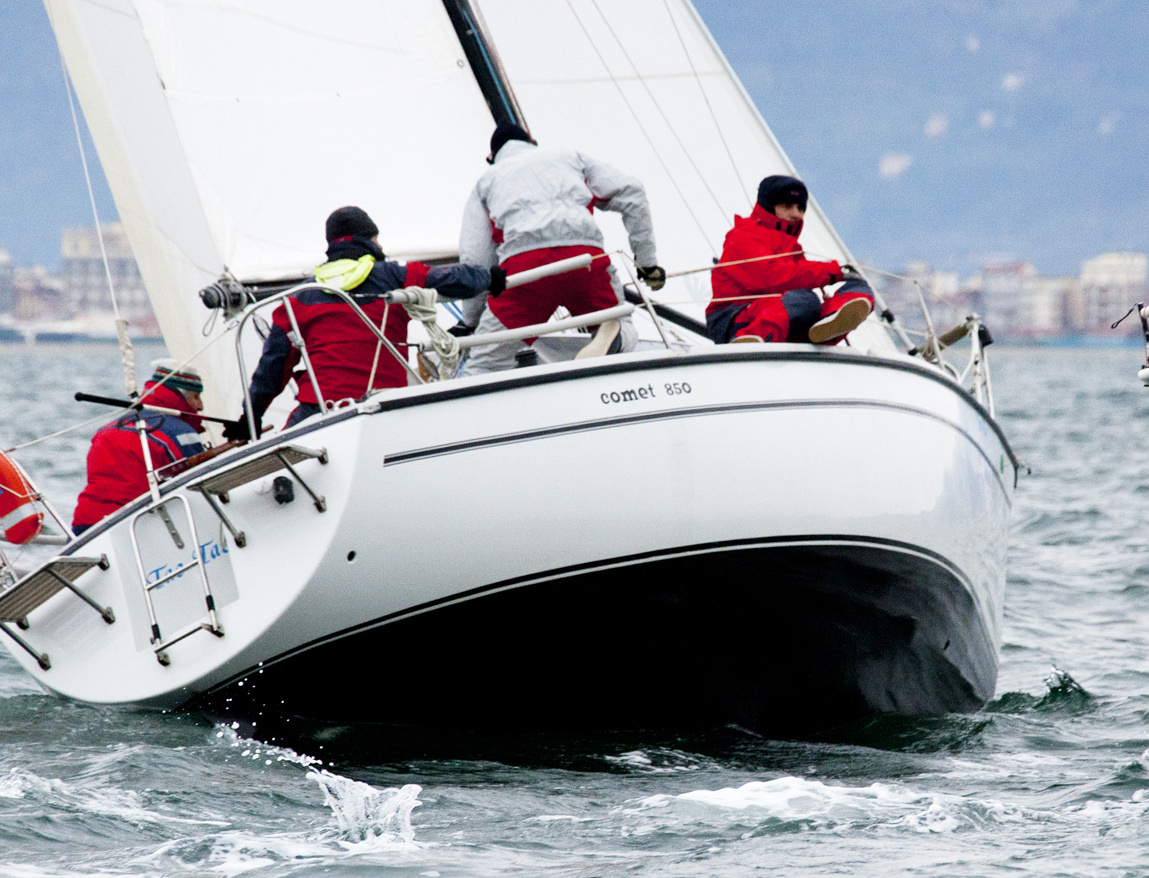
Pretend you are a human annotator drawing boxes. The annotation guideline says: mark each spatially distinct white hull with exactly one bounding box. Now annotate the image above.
[1,346,1015,736]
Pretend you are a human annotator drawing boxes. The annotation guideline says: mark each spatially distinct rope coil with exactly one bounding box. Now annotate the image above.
[401,288,460,379]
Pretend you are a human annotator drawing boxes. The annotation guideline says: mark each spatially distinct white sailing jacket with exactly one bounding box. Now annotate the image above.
[458,140,658,268]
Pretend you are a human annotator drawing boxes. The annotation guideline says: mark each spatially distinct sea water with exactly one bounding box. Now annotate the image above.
[1,342,1148,877]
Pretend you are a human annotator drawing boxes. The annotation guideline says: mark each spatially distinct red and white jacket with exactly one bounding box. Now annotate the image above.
[459,140,658,269]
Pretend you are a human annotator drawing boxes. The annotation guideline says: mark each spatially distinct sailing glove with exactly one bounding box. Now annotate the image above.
[488,266,507,297]
[222,393,272,441]
[840,264,866,283]
[637,264,666,291]
[221,418,253,441]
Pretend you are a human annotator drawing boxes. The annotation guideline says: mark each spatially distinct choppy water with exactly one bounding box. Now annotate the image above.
[2,342,1149,877]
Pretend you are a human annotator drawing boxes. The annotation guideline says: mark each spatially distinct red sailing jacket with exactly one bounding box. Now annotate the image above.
[708,204,841,316]
[72,383,205,531]
[263,276,418,407]
[248,239,494,418]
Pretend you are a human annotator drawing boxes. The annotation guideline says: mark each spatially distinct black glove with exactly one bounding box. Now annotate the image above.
[636,265,666,291]
[488,266,507,297]
[840,264,866,283]
[221,417,255,442]
[447,321,475,338]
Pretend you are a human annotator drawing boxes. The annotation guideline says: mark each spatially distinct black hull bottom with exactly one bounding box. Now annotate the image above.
[194,540,997,744]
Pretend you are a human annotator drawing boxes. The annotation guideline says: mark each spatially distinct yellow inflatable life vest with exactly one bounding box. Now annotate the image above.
[314,254,375,292]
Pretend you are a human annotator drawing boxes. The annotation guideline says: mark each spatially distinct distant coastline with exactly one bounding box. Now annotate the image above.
[1,333,1140,350]
[0,332,164,346]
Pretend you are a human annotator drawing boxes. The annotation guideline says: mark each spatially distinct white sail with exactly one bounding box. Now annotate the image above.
[474,0,897,352]
[43,0,498,412]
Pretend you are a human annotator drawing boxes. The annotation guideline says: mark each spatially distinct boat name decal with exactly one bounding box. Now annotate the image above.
[600,381,692,405]
[145,539,230,586]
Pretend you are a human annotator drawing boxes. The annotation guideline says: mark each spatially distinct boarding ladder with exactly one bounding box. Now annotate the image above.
[131,443,327,665]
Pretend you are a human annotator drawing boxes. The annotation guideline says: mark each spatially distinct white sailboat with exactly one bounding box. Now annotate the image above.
[0,0,1017,739]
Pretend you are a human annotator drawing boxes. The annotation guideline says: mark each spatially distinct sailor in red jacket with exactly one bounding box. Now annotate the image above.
[72,361,206,535]
[225,206,501,437]
[707,175,874,345]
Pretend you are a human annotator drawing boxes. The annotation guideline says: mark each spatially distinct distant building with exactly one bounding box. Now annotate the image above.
[1080,252,1148,333]
[61,222,157,334]
[0,249,13,313]
[981,263,1034,335]
[1043,275,1084,334]
[12,266,66,323]
[876,261,981,341]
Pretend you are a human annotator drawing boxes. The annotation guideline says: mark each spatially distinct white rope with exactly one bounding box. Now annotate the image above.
[365,301,390,393]
[3,409,125,455]
[58,53,137,399]
[400,288,459,379]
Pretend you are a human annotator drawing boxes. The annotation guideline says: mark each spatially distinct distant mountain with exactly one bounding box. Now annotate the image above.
[3,1,1146,277]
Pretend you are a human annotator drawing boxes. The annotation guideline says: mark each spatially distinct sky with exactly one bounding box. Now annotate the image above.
[1,0,1147,279]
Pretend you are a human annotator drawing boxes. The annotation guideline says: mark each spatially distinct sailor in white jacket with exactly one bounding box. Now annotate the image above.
[458,122,665,374]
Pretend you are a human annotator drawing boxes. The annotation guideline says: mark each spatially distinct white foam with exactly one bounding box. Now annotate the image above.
[0,765,219,828]
[625,776,1027,835]
[604,749,706,773]
[212,724,425,848]
[108,764,427,875]
[134,829,363,876]
[308,769,423,848]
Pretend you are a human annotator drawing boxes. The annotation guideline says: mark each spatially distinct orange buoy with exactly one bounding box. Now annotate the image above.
[0,451,44,545]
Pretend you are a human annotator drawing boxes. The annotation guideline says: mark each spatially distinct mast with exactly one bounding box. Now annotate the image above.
[441,0,528,128]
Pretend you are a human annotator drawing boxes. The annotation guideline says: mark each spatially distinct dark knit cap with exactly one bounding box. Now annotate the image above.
[757,175,808,213]
[488,121,533,161]
[325,206,379,243]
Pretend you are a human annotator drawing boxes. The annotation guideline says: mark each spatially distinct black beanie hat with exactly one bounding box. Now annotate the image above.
[757,175,808,213]
[488,121,533,161]
[325,206,379,243]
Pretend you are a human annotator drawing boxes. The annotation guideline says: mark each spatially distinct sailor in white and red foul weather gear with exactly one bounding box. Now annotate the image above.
[458,122,666,373]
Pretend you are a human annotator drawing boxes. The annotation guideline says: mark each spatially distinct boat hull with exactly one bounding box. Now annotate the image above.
[195,538,994,737]
[2,346,1015,737]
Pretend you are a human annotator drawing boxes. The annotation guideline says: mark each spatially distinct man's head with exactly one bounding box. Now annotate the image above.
[149,359,204,412]
[325,206,379,244]
[757,175,808,222]
[488,121,534,163]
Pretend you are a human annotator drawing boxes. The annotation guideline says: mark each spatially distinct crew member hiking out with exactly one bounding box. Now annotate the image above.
[707,175,874,345]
